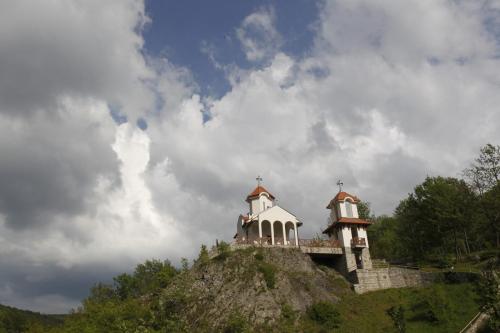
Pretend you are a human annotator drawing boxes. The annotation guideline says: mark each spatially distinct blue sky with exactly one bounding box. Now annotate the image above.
[143,0,320,97]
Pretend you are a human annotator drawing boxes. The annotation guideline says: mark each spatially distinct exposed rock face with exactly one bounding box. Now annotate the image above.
[161,247,351,331]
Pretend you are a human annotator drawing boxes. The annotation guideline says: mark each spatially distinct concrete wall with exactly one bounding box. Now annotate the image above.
[353,267,437,294]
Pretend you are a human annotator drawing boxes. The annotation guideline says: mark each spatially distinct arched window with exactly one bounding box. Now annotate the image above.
[345,201,354,217]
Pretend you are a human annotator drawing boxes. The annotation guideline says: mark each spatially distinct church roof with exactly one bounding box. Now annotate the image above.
[246,185,275,201]
[322,217,372,234]
[326,191,360,208]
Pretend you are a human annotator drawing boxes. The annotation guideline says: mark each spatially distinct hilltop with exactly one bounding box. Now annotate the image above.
[8,245,488,333]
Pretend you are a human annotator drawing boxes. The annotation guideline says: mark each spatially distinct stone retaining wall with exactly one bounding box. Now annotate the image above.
[353,267,437,293]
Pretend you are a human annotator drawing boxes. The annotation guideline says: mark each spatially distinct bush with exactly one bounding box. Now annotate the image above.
[254,251,264,261]
[197,244,210,265]
[224,312,249,333]
[217,241,231,260]
[307,301,341,329]
[258,262,276,289]
[387,305,406,333]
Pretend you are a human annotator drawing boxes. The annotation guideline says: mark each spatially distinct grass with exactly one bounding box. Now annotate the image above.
[322,282,480,333]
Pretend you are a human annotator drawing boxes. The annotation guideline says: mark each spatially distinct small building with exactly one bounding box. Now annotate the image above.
[323,191,373,273]
[234,185,302,246]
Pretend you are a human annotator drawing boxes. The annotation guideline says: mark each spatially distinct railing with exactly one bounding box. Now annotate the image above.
[233,237,297,246]
[351,237,366,247]
[299,239,342,248]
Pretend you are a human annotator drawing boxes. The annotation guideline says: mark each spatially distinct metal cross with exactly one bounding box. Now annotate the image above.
[336,180,344,192]
[256,176,263,187]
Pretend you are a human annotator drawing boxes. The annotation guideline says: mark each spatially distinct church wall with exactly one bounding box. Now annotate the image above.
[338,226,352,247]
[352,203,359,218]
[357,227,369,247]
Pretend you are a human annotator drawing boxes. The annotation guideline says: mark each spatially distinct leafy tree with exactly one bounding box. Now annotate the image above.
[197,244,210,265]
[367,216,402,260]
[464,143,500,194]
[357,201,374,220]
[477,261,500,331]
[480,182,500,248]
[395,177,477,261]
[216,241,231,260]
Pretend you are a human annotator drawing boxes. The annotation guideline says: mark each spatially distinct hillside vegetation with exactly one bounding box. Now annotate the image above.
[9,246,484,333]
[0,304,63,333]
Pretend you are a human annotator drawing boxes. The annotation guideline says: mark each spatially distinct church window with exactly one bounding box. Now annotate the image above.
[345,201,353,217]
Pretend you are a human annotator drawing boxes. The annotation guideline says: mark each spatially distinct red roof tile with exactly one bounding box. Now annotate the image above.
[326,191,360,208]
[246,185,275,201]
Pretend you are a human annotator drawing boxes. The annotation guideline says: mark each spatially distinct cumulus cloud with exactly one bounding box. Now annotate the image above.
[236,6,282,62]
[1,0,500,314]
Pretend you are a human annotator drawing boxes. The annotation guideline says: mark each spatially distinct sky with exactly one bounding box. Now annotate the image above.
[0,0,499,313]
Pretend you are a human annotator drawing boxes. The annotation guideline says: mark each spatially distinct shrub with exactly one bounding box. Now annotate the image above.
[258,262,276,289]
[224,312,249,333]
[307,301,341,329]
[387,305,406,333]
[217,241,231,260]
[197,244,210,265]
[254,251,264,261]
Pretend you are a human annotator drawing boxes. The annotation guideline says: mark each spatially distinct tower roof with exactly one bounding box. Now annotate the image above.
[326,191,360,208]
[246,185,275,202]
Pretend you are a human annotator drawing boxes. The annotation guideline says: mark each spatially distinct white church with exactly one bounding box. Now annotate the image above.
[234,179,373,275]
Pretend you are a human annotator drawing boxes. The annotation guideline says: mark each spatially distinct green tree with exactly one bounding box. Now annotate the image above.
[197,244,210,265]
[477,262,500,331]
[464,143,500,194]
[395,177,477,261]
[480,182,500,248]
[367,216,402,260]
[357,201,374,220]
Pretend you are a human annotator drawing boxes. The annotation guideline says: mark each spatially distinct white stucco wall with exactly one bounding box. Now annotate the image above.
[250,194,273,215]
[338,199,359,218]
[357,226,369,247]
[338,226,352,247]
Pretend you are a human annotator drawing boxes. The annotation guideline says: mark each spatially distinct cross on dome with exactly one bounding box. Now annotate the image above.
[337,180,344,192]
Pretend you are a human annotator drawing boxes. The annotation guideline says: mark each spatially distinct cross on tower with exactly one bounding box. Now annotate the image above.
[336,180,344,192]
[256,176,263,187]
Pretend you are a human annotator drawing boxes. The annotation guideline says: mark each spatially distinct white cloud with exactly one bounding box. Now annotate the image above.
[1,0,500,313]
[236,6,282,62]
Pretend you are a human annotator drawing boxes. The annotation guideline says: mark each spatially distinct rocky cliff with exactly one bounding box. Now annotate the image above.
[160,246,351,331]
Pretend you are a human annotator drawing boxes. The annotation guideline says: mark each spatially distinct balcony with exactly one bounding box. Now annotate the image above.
[298,239,342,248]
[351,237,366,247]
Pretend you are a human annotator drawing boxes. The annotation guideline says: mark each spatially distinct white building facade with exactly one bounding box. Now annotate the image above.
[234,185,302,246]
[323,191,373,272]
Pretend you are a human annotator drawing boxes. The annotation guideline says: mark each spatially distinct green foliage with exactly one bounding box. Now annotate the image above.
[223,312,250,333]
[357,200,373,220]
[367,215,402,260]
[409,285,452,324]
[257,262,276,289]
[197,244,210,265]
[464,143,500,193]
[476,265,500,331]
[181,258,189,271]
[113,259,177,299]
[394,176,478,261]
[0,304,63,333]
[216,241,231,260]
[387,305,406,333]
[254,251,264,261]
[306,301,341,329]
